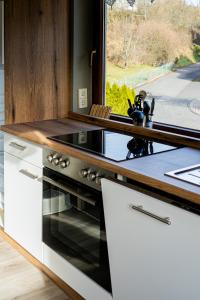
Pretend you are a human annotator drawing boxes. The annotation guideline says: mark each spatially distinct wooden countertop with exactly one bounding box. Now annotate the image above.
[1,118,200,205]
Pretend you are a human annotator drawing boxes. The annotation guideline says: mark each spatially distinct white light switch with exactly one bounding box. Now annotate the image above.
[78,88,88,109]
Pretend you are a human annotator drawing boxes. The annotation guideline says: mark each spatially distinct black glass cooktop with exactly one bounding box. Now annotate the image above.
[48,130,178,162]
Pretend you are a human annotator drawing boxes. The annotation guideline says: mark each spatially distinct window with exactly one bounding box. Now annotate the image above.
[104,0,200,131]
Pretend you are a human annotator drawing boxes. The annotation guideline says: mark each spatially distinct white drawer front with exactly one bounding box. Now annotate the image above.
[4,134,42,168]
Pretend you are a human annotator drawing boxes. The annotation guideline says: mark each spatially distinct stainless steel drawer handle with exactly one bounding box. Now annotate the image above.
[9,142,26,151]
[19,169,39,180]
[131,205,171,225]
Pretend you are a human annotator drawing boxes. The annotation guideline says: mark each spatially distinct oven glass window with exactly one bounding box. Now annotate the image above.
[42,168,112,293]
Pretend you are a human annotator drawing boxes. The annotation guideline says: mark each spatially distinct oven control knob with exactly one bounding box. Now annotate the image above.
[47,154,54,163]
[52,157,60,166]
[59,159,70,169]
[80,169,89,178]
[95,176,104,185]
[87,172,96,182]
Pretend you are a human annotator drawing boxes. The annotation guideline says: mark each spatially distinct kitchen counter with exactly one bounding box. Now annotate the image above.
[1,118,200,205]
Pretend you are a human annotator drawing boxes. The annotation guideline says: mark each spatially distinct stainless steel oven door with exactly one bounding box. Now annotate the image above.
[42,167,112,293]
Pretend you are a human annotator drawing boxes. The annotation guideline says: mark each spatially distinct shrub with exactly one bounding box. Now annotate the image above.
[106,82,136,116]
[193,44,200,62]
[106,1,197,68]
[174,55,193,68]
[135,21,192,67]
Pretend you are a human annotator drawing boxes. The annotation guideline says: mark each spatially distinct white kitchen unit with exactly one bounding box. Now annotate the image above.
[43,244,113,300]
[4,134,43,261]
[4,134,42,167]
[102,178,200,300]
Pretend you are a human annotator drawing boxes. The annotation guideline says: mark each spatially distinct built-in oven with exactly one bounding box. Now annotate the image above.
[42,165,112,293]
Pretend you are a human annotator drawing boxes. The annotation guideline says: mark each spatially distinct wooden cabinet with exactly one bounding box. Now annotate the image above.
[102,178,200,300]
[5,0,71,124]
[4,135,43,261]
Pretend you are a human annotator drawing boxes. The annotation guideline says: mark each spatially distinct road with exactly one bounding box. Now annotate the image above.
[136,63,200,130]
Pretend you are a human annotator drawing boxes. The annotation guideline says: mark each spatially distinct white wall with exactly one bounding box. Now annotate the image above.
[0,1,4,227]
[0,67,4,227]
[0,67,4,226]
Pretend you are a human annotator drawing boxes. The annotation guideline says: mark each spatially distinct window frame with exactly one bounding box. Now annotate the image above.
[94,0,200,139]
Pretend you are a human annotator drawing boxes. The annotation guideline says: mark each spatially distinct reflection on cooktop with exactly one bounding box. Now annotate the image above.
[48,129,178,162]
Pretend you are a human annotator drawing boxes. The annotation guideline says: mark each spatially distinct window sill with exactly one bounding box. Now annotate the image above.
[110,114,200,139]
[69,111,200,150]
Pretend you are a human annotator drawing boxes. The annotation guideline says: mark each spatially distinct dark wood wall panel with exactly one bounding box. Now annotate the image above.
[5,0,71,124]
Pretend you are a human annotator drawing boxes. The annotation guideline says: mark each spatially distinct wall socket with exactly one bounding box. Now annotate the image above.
[78,88,88,109]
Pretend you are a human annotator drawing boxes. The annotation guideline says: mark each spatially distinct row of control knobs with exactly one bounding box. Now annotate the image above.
[47,153,104,185]
[80,168,104,185]
[47,154,70,169]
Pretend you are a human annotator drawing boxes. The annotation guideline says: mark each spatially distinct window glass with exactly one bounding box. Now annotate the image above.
[105,0,200,130]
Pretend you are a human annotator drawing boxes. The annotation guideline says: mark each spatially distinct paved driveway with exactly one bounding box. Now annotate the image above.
[136,63,200,130]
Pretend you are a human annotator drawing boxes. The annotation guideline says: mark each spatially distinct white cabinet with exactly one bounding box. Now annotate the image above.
[4,152,42,261]
[102,179,200,300]
[4,133,42,168]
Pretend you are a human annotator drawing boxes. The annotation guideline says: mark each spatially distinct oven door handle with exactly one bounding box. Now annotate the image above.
[40,176,97,206]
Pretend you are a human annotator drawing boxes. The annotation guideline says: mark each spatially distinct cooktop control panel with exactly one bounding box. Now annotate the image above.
[43,149,115,190]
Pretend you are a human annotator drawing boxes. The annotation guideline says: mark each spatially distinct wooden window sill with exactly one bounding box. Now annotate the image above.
[68,112,200,150]
[110,114,200,140]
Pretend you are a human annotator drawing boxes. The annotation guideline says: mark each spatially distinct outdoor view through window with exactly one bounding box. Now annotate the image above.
[105,0,200,130]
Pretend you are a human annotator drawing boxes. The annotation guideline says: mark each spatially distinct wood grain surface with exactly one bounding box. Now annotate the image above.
[1,117,199,205]
[5,0,71,124]
[0,230,84,300]
[90,104,112,119]
[69,112,200,150]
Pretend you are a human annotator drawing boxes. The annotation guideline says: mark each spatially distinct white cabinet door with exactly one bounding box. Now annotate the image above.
[4,152,42,261]
[102,179,200,300]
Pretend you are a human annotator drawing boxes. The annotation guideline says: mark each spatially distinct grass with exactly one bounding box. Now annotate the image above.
[106,61,153,82]
[173,56,194,69]
[193,77,200,82]
[173,45,200,70]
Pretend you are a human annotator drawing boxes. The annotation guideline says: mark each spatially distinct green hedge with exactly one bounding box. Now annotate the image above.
[106,82,136,116]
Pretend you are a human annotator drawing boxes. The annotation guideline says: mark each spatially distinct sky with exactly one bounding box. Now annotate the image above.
[186,0,200,5]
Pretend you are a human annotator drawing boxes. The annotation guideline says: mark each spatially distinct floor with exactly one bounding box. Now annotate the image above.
[0,237,70,300]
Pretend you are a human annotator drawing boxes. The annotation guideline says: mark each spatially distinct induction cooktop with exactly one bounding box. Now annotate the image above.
[48,129,178,162]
